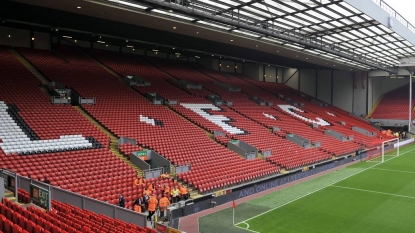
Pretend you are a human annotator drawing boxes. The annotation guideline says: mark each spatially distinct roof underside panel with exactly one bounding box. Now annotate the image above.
[122,0,415,71]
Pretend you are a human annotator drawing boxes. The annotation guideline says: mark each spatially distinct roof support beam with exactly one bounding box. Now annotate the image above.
[138,0,396,73]
[215,0,258,16]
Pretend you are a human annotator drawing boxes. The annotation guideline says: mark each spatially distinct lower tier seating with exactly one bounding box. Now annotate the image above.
[1,196,153,233]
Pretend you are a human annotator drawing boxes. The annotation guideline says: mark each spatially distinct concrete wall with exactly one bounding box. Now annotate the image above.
[59,39,91,48]
[33,32,50,50]
[0,27,52,50]
[212,59,219,71]
[368,76,413,110]
[299,69,316,97]
[72,40,91,48]
[243,63,260,81]
[93,43,119,52]
[147,51,167,58]
[264,65,277,83]
[332,71,353,112]
[258,64,264,82]
[220,60,235,73]
[236,62,242,73]
[196,58,241,73]
[316,70,332,104]
[353,71,367,116]
[198,57,211,69]
[121,47,145,55]
[279,68,366,114]
[283,68,299,90]
[0,26,31,48]
[277,68,283,83]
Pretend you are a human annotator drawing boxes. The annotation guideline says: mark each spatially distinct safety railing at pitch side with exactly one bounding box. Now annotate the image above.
[371,0,415,34]
[0,169,147,227]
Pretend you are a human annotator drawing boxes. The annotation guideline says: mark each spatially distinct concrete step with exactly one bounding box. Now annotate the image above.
[9,49,53,99]
[189,193,203,199]
[280,169,290,174]
[9,48,50,86]
[73,106,142,176]
[3,191,18,204]
[4,190,14,198]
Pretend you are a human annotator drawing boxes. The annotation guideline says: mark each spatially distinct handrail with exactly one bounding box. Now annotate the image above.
[371,0,415,34]
[78,96,96,105]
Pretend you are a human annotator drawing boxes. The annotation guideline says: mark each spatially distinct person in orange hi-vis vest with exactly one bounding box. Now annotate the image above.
[179,185,189,200]
[133,176,145,186]
[147,194,158,221]
[163,184,170,195]
[133,196,145,212]
[160,172,169,179]
[133,203,142,213]
[133,176,143,186]
[158,194,170,218]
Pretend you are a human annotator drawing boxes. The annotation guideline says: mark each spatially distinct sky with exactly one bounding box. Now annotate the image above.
[383,0,415,26]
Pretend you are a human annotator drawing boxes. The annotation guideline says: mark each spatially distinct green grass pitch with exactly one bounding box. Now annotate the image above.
[199,143,415,233]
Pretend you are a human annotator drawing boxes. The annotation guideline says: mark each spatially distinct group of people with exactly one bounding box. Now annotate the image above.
[118,172,190,222]
[381,129,406,139]
[132,173,189,202]
[118,192,170,221]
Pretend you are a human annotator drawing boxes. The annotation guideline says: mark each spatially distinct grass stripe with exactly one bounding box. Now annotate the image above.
[370,167,415,174]
[331,185,415,199]
[236,145,415,228]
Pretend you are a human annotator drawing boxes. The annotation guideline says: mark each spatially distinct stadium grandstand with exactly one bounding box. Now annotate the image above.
[1,0,415,232]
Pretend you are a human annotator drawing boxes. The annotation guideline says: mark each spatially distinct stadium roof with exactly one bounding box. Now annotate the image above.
[7,0,415,73]
[91,0,415,72]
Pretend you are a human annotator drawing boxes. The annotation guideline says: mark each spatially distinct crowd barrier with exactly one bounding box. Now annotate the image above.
[1,170,147,228]
[169,153,366,229]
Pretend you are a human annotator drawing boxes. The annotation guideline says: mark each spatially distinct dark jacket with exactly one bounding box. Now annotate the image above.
[134,197,144,206]
[119,196,125,208]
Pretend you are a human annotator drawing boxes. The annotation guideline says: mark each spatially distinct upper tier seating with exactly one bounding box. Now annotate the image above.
[190,65,362,155]
[19,46,279,194]
[235,74,391,148]
[0,47,144,206]
[89,50,391,167]
[371,84,415,120]
[119,144,142,158]
[146,59,334,169]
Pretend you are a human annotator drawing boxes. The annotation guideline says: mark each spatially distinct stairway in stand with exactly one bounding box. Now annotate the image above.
[367,95,384,119]
[10,48,143,177]
[9,48,52,99]
[73,106,143,176]
[3,190,17,204]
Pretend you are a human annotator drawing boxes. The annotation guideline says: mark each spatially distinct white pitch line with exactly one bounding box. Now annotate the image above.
[370,168,415,174]
[366,155,395,162]
[235,222,261,233]
[235,146,415,226]
[331,185,415,199]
